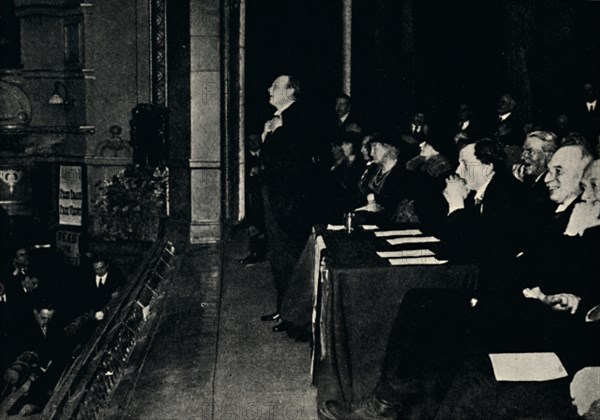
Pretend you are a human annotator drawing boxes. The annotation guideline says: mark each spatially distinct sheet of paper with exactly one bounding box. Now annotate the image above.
[374,229,423,237]
[388,256,448,266]
[377,249,435,258]
[326,224,345,231]
[387,236,440,245]
[361,225,379,230]
[488,353,568,382]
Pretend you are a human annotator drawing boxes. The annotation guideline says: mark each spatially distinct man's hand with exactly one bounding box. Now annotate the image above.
[543,293,581,314]
[564,201,600,237]
[261,116,283,141]
[443,174,469,213]
[512,163,525,182]
[94,311,105,321]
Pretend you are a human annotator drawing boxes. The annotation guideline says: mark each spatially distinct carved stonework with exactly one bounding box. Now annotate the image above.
[152,0,167,105]
[0,75,32,130]
[94,125,132,158]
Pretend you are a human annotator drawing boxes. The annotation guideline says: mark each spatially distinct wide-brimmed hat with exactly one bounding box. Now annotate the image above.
[368,129,404,150]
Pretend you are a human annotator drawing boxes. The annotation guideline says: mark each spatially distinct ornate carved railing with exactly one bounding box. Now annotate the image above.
[40,240,177,419]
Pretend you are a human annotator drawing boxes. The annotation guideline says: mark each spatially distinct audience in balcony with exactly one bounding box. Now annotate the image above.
[0,252,125,414]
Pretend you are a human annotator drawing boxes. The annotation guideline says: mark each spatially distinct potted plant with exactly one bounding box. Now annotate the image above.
[93,165,168,244]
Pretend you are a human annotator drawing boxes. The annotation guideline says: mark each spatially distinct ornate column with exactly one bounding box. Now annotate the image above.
[167,0,223,244]
[342,0,352,95]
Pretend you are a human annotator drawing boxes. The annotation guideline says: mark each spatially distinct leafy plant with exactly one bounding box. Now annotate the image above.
[93,165,168,241]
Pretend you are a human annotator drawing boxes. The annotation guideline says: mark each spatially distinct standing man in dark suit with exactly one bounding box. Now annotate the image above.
[259,75,316,332]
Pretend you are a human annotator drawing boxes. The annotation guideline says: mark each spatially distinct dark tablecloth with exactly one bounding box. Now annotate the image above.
[296,228,478,407]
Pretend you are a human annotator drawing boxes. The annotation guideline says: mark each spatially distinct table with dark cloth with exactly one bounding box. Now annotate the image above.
[287,227,478,409]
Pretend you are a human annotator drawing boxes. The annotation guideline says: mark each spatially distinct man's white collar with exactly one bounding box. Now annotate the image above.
[474,175,494,203]
[555,195,578,214]
[273,100,295,116]
[499,112,511,121]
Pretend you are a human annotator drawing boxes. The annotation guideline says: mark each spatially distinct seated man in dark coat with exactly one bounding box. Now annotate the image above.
[7,299,68,414]
[73,256,124,325]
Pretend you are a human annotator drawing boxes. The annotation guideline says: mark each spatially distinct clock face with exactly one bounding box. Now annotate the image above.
[0,80,31,126]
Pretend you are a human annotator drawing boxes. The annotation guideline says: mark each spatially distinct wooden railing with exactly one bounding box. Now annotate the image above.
[39,240,177,420]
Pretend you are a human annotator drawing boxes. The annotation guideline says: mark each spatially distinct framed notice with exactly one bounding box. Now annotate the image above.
[59,165,83,226]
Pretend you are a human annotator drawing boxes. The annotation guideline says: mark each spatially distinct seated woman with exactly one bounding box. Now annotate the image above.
[356,132,411,226]
[329,131,366,220]
[405,137,453,234]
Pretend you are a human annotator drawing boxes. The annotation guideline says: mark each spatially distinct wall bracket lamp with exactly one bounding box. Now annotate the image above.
[48,81,74,110]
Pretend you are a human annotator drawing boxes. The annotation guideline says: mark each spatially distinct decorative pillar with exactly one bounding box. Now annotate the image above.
[342,0,352,95]
[167,0,223,244]
[237,0,246,222]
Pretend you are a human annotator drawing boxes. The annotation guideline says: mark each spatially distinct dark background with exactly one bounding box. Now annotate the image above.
[245,0,600,134]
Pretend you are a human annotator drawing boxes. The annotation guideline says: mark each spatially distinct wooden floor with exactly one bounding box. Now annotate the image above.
[117,233,316,419]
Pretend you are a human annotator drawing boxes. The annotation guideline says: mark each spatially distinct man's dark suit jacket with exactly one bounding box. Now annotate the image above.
[12,311,64,367]
[440,170,529,296]
[494,113,524,146]
[261,102,317,241]
[80,268,125,315]
[574,102,600,145]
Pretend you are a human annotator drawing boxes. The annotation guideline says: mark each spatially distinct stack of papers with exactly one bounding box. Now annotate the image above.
[326,224,345,231]
[377,249,435,258]
[388,256,448,266]
[387,236,441,245]
[374,229,422,237]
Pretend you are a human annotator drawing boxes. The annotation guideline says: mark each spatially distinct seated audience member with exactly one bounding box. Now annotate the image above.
[439,139,528,291]
[320,139,532,420]
[561,131,593,154]
[78,256,125,322]
[360,134,375,163]
[329,131,366,219]
[494,93,524,167]
[571,81,600,149]
[452,103,481,144]
[7,299,68,414]
[335,93,361,136]
[2,246,30,288]
[398,110,430,164]
[435,157,598,420]
[405,137,453,233]
[571,368,600,419]
[356,132,410,226]
[512,131,559,233]
[552,113,571,142]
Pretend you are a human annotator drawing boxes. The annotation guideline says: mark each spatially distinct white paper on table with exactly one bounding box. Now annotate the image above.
[377,249,435,258]
[327,224,345,231]
[387,236,440,245]
[388,256,448,266]
[374,229,423,237]
[361,225,379,230]
[488,353,568,382]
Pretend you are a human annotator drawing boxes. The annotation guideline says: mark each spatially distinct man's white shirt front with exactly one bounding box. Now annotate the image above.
[96,273,108,288]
